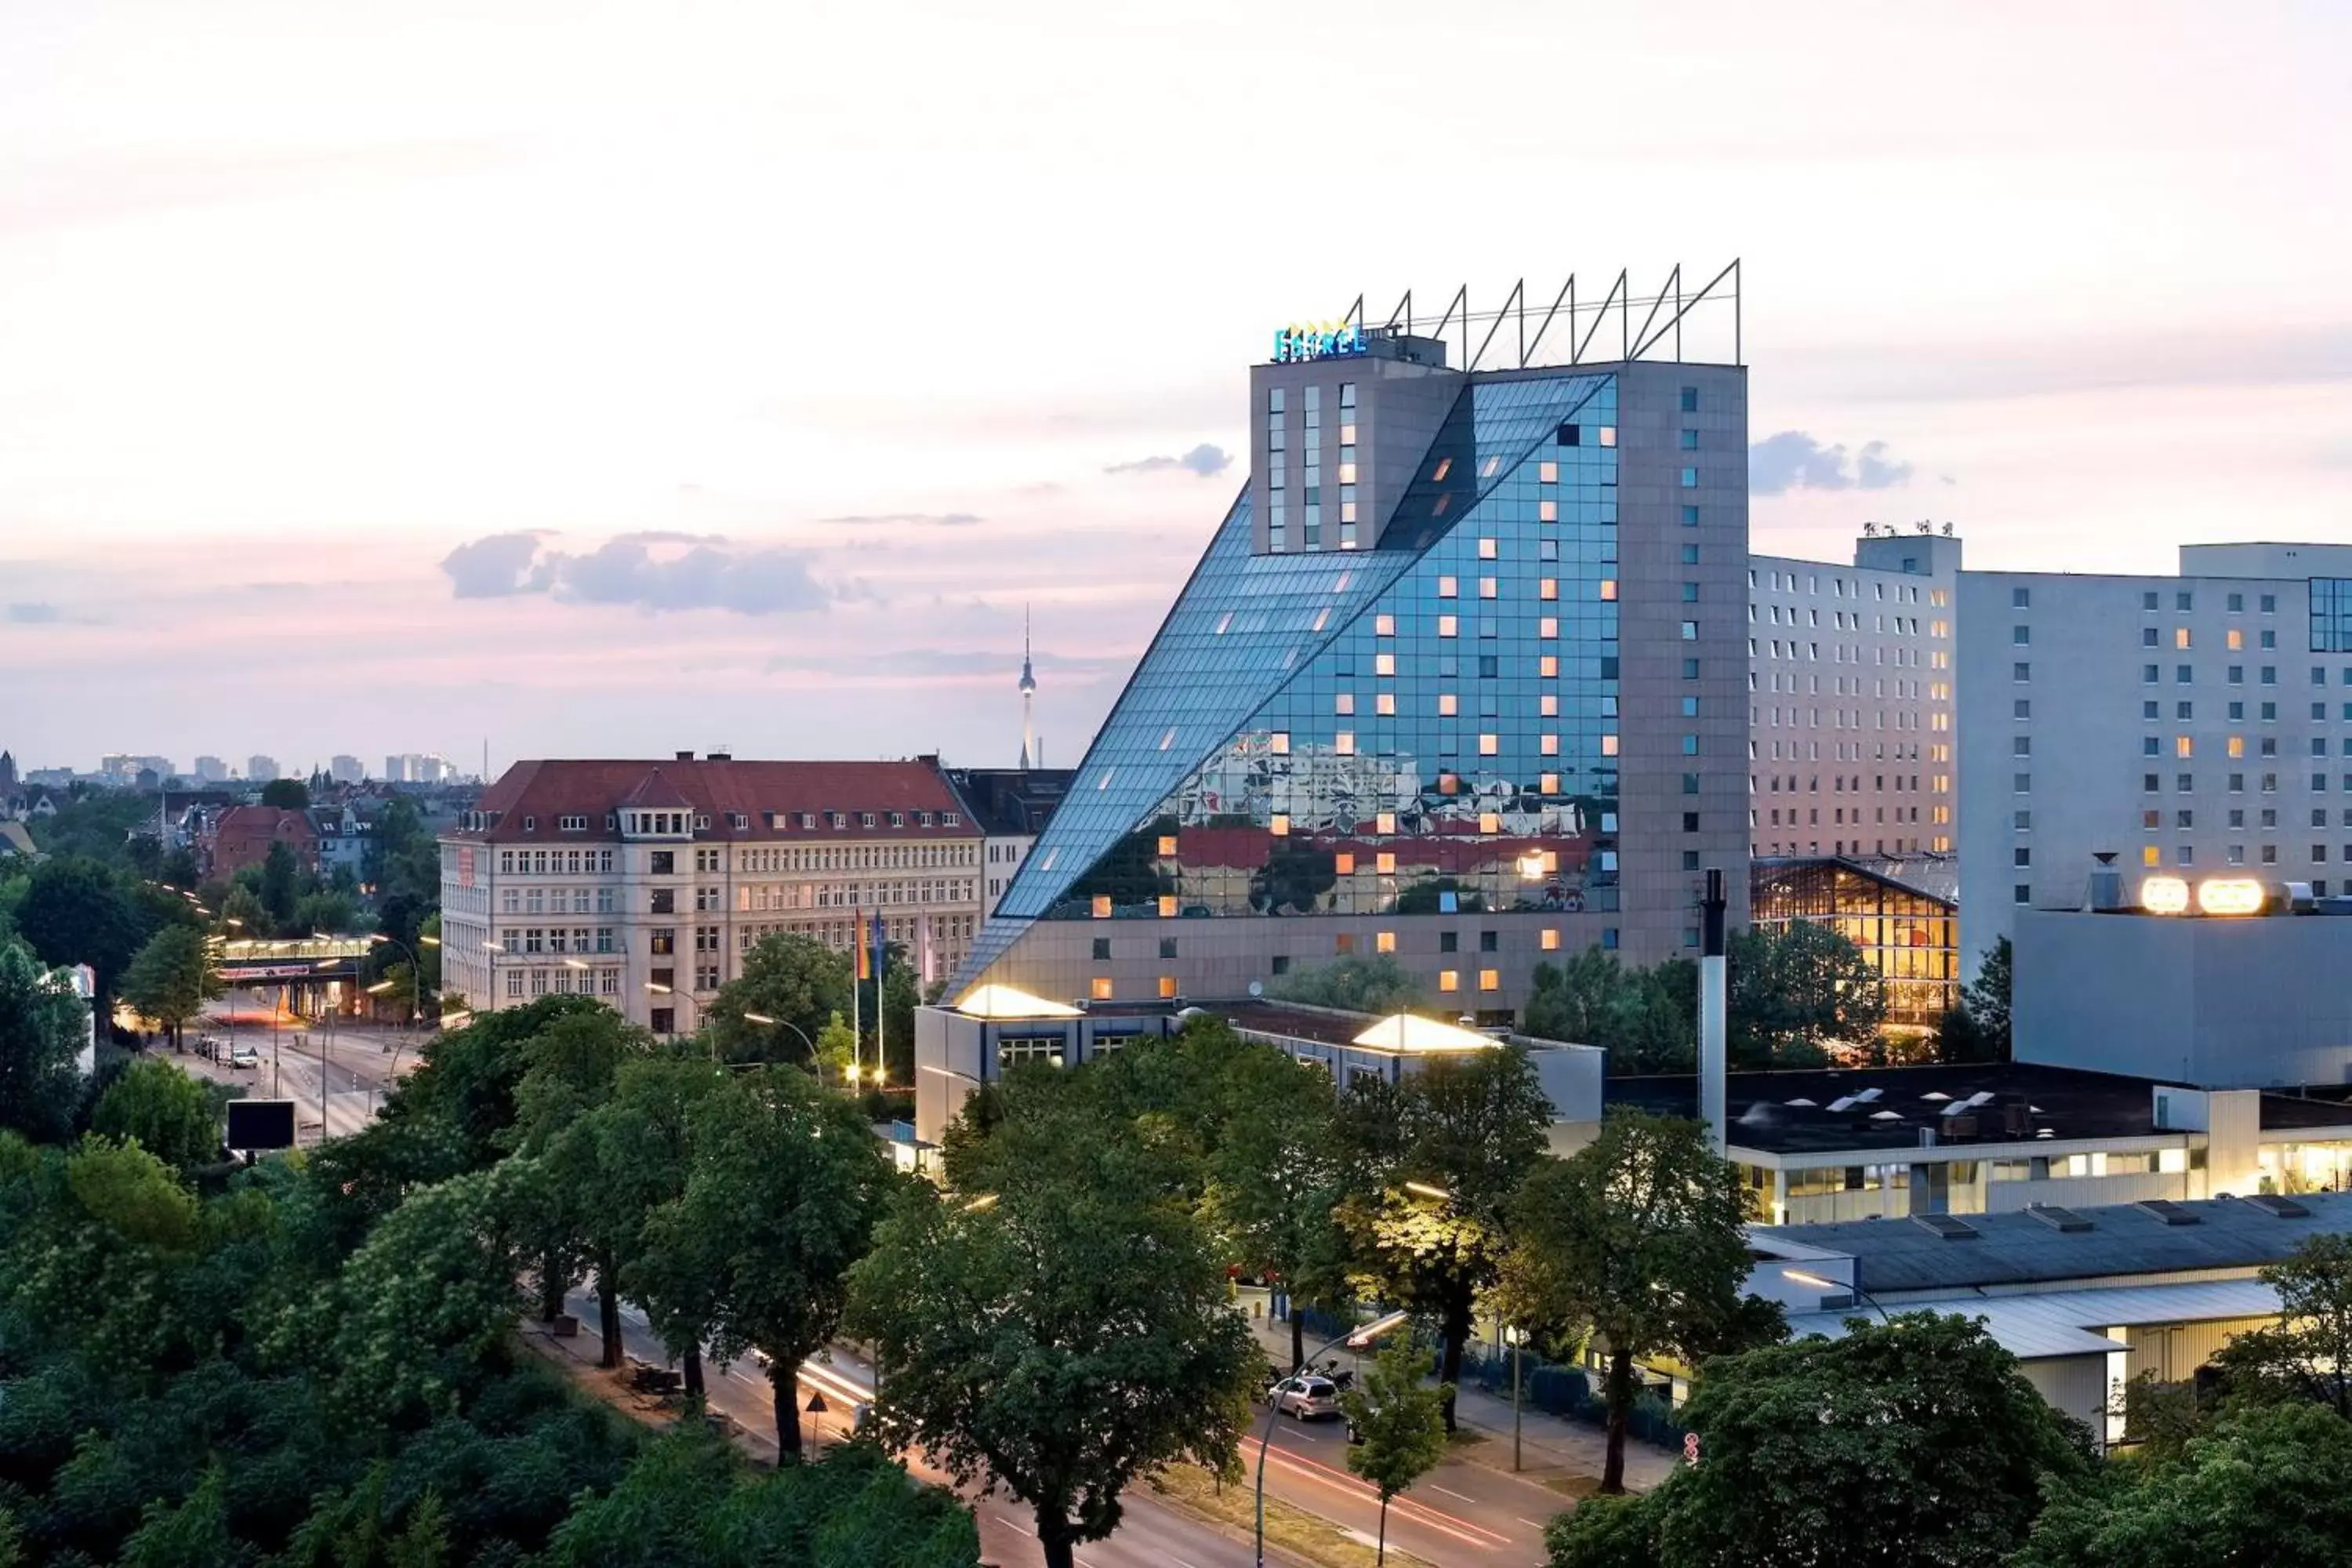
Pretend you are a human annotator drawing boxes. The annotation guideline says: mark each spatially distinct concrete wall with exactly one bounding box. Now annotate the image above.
[2023,1355,2111,1443]
[2015,909,2352,1089]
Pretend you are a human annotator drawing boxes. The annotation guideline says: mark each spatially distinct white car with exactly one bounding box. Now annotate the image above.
[1269,1375,1341,1421]
[227,1045,261,1070]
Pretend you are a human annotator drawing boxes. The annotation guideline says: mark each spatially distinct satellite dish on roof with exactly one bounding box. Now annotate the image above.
[1248,980,1265,998]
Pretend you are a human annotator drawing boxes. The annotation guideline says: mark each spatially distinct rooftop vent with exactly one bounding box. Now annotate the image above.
[675,750,694,761]
[2026,1204,2094,1233]
[2244,1193,2312,1219]
[2138,1200,2201,1226]
[1912,1214,1980,1241]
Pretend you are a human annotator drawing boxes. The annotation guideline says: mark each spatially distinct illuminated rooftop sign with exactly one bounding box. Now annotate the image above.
[1272,321,1366,364]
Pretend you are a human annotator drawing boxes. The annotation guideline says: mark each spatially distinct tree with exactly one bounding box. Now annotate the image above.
[118,1465,249,1568]
[706,933,851,1066]
[1726,922,1886,1067]
[0,937,89,1144]
[260,840,301,930]
[292,889,358,938]
[1523,953,1696,1075]
[848,1091,1256,1568]
[118,925,220,1050]
[1523,949,1626,1045]
[508,1007,654,1324]
[92,1058,221,1173]
[13,857,150,1004]
[1548,1312,2089,1568]
[1339,1341,1449,1566]
[637,1066,897,1459]
[601,1054,731,1394]
[1499,1109,1775,1493]
[259,779,310,811]
[1267,953,1423,1014]
[1341,1047,1551,1432]
[1962,936,2012,1059]
[2015,1401,2352,1568]
[2209,1232,2352,1416]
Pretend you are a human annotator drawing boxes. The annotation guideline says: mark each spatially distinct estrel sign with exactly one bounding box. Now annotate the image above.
[1272,321,1366,363]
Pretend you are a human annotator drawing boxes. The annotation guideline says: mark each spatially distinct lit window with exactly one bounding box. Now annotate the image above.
[1479,734,1500,755]
[1335,852,1356,873]
[1377,693,1396,715]
[1438,575,1458,598]
[1334,732,1355,756]
[1438,693,1458,716]
[1538,500,1558,522]
[1158,976,1178,999]
[1599,580,1617,601]
[2178,736,2194,757]
[1540,655,1559,677]
[2229,629,2245,650]
[1540,617,1559,638]
[1479,969,1501,992]
[1376,652,1396,676]
[1541,929,1561,951]
[1439,615,1458,637]
[1158,895,1178,917]
[2177,628,2193,648]
[1599,426,1617,446]
[1157,835,1178,855]
[1540,695,1559,717]
[1376,812,1397,833]
[1479,538,1498,560]
[2229,737,2245,758]
[1377,852,1397,874]
[1334,692,1355,715]
[1092,895,1112,918]
[1540,773,1559,793]
[1337,463,1356,484]
[1438,970,1460,993]
[2143,845,2161,866]
[1543,735,1562,756]
[1270,732,1290,754]
[1538,461,1557,483]
[1271,814,1290,836]
[1375,615,1395,636]
[1480,576,1498,599]
[1431,457,1451,481]
[1479,811,1501,833]
[1375,931,1396,954]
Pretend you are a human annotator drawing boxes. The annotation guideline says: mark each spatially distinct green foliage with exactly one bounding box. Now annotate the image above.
[91,1058,221,1173]
[1339,1340,1448,1561]
[635,1066,899,1457]
[259,841,301,930]
[116,1465,249,1568]
[118,925,221,1046]
[1522,951,1697,1074]
[2016,1400,2352,1568]
[850,1072,1256,1561]
[707,934,851,1066]
[13,858,151,1001]
[2209,1231,2352,1417]
[1726,921,1887,1067]
[1598,1312,2089,1567]
[24,792,167,868]
[0,937,88,1144]
[258,779,310,810]
[291,889,359,939]
[365,796,441,917]
[1544,1491,1657,1568]
[1265,953,1425,1013]
[1501,1109,1779,1492]
[1965,935,2012,1055]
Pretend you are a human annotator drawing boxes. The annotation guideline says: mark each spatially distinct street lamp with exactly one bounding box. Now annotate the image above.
[1782,1266,1893,1324]
[644,982,699,1051]
[741,1011,819,1071]
[1257,1308,1414,1567]
[367,932,424,1029]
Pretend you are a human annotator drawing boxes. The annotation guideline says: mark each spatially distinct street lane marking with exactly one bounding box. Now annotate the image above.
[992,1514,1034,1537]
[1262,1449,1511,1548]
[1515,1516,1549,1530]
[1430,1484,1475,1503]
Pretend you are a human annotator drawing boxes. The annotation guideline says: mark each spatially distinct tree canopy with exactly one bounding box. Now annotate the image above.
[0,937,88,1144]
[90,1057,222,1174]
[1726,921,1887,1067]
[1339,1339,1450,1566]
[118,925,220,1048]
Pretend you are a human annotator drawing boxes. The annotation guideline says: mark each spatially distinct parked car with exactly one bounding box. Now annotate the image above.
[1269,1375,1342,1421]
[227,1045,260,1070]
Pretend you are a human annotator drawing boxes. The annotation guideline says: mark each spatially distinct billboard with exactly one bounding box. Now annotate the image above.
[226,1098,297,1151]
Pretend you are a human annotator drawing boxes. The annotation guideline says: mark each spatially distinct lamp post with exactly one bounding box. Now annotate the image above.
[1504,1325,1528,1472]
[644,982,699,1052]
[366,932,423,1031]
[741,1011,818,1072]
[1256,1308,1413,1568]
[480,940,505,1018]
[1782,1266,1893,1324]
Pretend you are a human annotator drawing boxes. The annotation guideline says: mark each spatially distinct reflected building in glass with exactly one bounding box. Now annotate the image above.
[953,319,1751,1022]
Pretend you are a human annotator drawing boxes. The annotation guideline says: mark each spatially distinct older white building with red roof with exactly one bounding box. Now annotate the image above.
[437,751,982,1034]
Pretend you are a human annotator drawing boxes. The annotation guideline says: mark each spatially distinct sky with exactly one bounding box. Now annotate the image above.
[1,0,2347,778]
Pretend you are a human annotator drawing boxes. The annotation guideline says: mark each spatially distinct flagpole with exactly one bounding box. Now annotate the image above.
[873,913,885,1092]
[850,905,862,1089]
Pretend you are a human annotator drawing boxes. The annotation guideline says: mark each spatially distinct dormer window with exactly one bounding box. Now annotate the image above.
[800,812,817,829]
[521,815,536,833]
[889,811,905,827]
[558,815,587,832]
[916,811,932,826]
[829,811,847,829]
[862,812,877,828]
[728,812,750,829]
[694,813,710,831]
[943,811,960,826]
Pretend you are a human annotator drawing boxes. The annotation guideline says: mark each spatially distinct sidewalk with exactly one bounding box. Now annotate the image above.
[1236,1287,1676,1494]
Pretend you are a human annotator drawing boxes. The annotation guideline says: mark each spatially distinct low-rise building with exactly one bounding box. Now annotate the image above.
[438,753,984,1035]
[202,805,319,879]
[1748,855,1958,1030]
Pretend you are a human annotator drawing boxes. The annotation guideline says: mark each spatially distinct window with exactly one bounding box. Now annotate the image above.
[2014,662,2031,681]
[1437,970,1460,994]
[2014,884,2032,905]
[2012,587,2031,608]
[2143,627,2160,647]
[1680,386,1699,412]
[2015,626,2032,645]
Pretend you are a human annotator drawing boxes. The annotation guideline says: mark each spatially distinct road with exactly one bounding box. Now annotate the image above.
[181,1012,426,1146]
[568,1292,1555,1567]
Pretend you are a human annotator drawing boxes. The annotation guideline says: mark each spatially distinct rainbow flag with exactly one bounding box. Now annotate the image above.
[855,905,870,980]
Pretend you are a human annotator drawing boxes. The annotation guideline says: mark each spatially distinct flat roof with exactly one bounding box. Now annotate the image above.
[1757,1190,2352,1294]
[1784,1277,2285,1361]
[1610,1061,2352,1158]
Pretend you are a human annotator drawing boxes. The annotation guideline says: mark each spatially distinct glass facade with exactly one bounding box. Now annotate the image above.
[1748,858,1957,1027]
[956,368,1620,991]
[2311,578,2352,654]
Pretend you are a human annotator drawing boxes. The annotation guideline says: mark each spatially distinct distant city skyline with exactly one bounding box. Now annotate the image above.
[3,1,2346,768]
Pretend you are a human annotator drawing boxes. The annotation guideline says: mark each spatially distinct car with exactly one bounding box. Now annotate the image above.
[1269,1375,1341,1421]
[227,1046,260,1070]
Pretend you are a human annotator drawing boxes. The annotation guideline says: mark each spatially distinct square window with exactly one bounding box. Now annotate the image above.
[1440,931,1459,953]
[2013,587,2031,608]
[1682,505,1700,526]
[1680,386,1699,412]
[2014,884,2032,905]
[2014,662,2031,681]
[1679,429,1700,450]
[1478,969,1501,992]
[1679,466,1697,487]
[1091,937,1111,960]
[1438,970,1459,993]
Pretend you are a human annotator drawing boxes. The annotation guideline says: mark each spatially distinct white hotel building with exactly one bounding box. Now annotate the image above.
[1749,528,1961,860]
[1958,543,2352,972]
[438,753,984,1033]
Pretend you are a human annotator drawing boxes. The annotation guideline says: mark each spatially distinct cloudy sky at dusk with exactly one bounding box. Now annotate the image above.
[2,1,2347,778]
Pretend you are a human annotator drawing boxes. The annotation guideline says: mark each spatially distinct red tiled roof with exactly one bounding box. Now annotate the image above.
[454,757,976,844]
